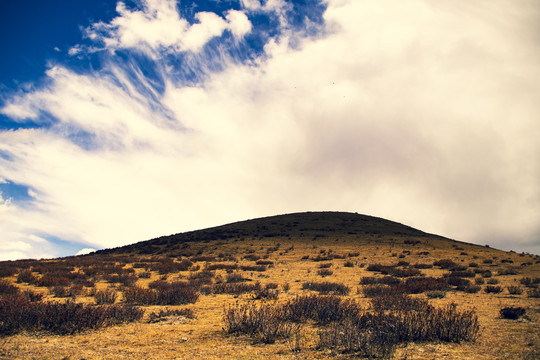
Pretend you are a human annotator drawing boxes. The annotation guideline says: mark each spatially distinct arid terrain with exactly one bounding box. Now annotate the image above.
[1,212,539,359]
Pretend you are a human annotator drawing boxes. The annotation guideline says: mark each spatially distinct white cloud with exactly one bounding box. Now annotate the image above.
[84,0,251,55]
[76,248,96,256]
[1,0,539,259]
[225,10,252,38]
[240,0,287,12]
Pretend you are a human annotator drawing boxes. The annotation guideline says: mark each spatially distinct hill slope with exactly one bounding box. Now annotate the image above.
[2,211,539,359]
[102,211,465,256]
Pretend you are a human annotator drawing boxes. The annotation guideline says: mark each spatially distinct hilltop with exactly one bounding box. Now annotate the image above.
[101,211,467,257]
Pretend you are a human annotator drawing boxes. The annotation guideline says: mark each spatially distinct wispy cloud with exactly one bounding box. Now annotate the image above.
[1,0,539,259]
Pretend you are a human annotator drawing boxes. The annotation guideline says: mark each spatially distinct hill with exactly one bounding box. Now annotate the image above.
[101,211,465,256]
[1,211,539,359]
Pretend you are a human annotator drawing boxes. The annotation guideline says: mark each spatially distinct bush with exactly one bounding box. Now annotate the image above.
[446,270,475,278]
[475,277,485,285]
[188,270,215,285]
[464,285,481,293]
[500,307,526,320]
[205,263,236,271]
[317,302,479,358]
[413,263,433,269]
[433,259,458,269]
[527,288,540,298]
[253,286,280,300]
[363,285,401,298]
[317,269,333,277]
[0,280,19,296]
[427,290,447,299]
[481,270,493,278]
[520,277,540,288]
[16,269,38,284]
[240,265,267,272]
[190,255,216,262]
[360,276,401,286]
[124,282,199,305]
[371,294,430,313]
[507,286,523,295]
[211,282,261,295]
[282,295,360,325]
[225,272,248,283]
[447,277,471,290]
[147,308,195,323]
[223,294,479,358]
[0,294,143,336]
[302,281,350,295]
[94,289,117,305]
[498,268,518,276]
[403,277,448,294]
[138,271,152,279]
[362,277,448,297]
[484,286,503,294]
[366,264,421,278]
[255,260,273,266]
[223,303,302,344]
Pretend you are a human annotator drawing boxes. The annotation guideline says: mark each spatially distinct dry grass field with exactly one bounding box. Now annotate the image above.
[1,212,539,359]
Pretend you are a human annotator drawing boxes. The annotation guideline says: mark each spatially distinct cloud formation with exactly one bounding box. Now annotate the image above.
[1,0,539,260]
[86,0,251,53]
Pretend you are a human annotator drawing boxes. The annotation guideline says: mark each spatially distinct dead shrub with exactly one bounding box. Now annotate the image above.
[317,269,333,277]
[500,307,526,320]
[240,265,267,272]
[484,285,503,294]
[507,286,523,295]
[520,277,540,288]
[94,289,117,305]
[318,302,479,358]
[360,276,401,286]
[433,259,458,269]
[255,260,273,266]
[363,284,401,298]
[0,280,19,296]
[253,286,280,300]
[211,282,261,295]
[205,263,239,271]
[147,308,195,323]
[464,285,481,293]
[124,282,198,305]
[413,263,433,269]
[0,294,143,336]
[371,293,430,313]
[223,302,302,344]
[527,288,540,298]
[302,281,350,295]
[426,290,447,299]
[225,272,249,283]
[366,264,421,278]
[16,269,38,284]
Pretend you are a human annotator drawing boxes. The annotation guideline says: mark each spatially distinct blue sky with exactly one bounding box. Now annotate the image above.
[1,0,540,260]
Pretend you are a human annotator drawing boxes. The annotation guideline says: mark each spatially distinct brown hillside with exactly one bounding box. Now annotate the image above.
[1,211,539,359]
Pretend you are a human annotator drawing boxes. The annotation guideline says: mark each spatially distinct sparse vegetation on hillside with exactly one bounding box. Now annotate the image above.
[0,212,538,359]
